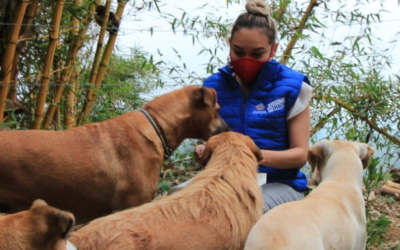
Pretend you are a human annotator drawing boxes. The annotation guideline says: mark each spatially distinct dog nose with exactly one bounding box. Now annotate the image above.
[213,118,230,135]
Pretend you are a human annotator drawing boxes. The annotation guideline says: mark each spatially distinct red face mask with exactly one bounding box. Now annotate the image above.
[231,57,267,84]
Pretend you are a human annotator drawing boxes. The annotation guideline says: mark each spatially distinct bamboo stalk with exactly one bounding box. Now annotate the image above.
[280,0,318,65]
[381,185,400,195]
[0,0,29,123]
[32,0,65,129]
[274,0,290,21]
[310,107,340,136]
[42,0,98,129]
[63,0,81,129]
[386,180,400,190]
[7,55,20,102]
[64,71,77,128]
[78,0,127,125]
[76,0,112,125]
[9,0,40,102]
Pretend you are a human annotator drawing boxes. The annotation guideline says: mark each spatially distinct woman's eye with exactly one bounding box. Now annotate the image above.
[251,53,263,58]
[234,51,245,56]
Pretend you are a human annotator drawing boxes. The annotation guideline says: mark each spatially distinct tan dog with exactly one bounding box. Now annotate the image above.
[0,86,229,223]
[69,132,263,250]
[0,199,76,250]
[244,140,375,250]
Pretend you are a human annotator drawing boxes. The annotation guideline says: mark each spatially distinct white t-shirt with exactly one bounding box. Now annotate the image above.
[287,82,313,120]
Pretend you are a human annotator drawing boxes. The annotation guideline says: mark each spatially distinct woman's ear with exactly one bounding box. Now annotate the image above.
[269,43,279,60]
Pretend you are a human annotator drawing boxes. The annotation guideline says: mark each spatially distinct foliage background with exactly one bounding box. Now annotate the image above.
[1,0,400,248]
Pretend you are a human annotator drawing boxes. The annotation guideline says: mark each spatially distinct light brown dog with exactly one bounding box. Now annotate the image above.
[244,140,375,250]
[0,86,229,223]
[69,132,264,250]
[0,199,76,250]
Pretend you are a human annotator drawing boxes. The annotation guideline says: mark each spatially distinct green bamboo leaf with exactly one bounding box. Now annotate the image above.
[153,0,161,13]
[310,46,324,61]
[171,18,177,34]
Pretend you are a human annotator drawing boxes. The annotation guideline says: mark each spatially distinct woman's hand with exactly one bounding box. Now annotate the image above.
[194,144,206,162]
[259,105,310,169]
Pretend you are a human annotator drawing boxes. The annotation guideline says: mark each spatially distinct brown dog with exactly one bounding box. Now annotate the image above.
[0,199,76,250]
[69,132,263,250]
[0,86,229,223]
[244,140,375,250]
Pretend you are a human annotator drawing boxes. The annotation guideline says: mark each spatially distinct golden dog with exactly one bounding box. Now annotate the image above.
[0,86,229,223]
[0,199,76,250]
[69,132,263,250]
[244,140,375,250]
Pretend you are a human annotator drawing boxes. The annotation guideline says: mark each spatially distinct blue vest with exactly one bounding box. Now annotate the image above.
[203,59,310,192]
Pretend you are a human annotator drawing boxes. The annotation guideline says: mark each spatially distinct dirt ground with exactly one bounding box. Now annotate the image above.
[368,190,400,250]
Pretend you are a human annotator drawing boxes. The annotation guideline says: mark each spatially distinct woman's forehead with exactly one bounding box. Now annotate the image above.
[231,28,271,48]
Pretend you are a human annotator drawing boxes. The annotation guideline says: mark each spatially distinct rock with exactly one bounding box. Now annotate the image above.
[368,191,376,201]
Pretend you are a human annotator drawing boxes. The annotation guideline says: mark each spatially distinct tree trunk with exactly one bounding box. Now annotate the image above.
[78,0,128,125]
[0,0,29,124]
[280,0,318,65]
[42,0,98,129]
[32,0,65,129]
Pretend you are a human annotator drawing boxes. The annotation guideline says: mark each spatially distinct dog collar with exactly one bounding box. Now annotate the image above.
[139,109,173,159]
[66,240,78,250]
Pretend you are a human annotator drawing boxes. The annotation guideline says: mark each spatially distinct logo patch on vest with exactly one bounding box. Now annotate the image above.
[253,98,285,114]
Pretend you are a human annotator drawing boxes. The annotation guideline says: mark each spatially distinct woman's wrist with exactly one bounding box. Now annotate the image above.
[260,150,270,166]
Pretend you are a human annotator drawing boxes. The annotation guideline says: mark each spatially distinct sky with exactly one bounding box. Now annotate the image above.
[115,0,400,96]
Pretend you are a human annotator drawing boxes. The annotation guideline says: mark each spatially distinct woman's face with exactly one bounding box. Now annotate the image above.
[229,28,278,61]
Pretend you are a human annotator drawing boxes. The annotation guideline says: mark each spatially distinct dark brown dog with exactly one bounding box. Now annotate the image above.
[69,132,263,250]
[0,199,76,250]
[0,86,229,223]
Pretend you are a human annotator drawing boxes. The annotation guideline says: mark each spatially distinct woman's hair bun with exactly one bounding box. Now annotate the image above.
[245,0,271,16]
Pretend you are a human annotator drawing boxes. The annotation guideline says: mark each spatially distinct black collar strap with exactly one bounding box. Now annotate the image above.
[139,109,173,159]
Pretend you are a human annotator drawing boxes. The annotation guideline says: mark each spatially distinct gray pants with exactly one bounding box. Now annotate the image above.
[261,182,304,213]
[168,179,304,213]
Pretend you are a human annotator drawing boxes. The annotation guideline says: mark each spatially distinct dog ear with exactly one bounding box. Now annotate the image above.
[53,211,75,239]
[31,199,48,208]
[307,140,329,172]
[243,135,263,162]
[45,210,75,239]
[357,142,375,169]
[194,87,216,107]
[30,199,75,239]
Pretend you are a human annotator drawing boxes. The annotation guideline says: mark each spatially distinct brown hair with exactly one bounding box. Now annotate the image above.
[231,0,277,45]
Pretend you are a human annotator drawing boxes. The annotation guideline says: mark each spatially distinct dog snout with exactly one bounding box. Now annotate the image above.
[213,116,230,135]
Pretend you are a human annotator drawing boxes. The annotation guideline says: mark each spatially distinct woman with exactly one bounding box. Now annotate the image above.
[172,0,312,213]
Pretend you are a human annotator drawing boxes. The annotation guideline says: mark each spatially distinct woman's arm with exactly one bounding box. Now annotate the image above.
[258,105,310,169]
